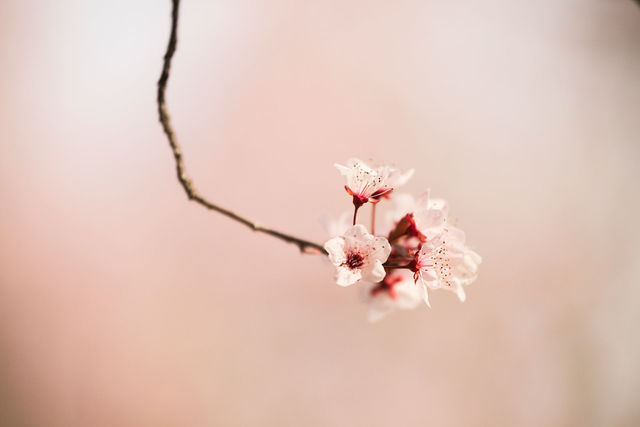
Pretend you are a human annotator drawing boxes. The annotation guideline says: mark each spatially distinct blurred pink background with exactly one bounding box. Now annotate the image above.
[1,1,640,426]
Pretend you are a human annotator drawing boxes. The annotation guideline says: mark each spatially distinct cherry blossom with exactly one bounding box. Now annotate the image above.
[335,158,389,208]
[388,191,448,239]
[370,165,415,200]
[157,0,480,323]
[412,226,481,306]
[324,224,391,287]
[449,246,482,302]
[361,270,424,322]
[325,159,481,320]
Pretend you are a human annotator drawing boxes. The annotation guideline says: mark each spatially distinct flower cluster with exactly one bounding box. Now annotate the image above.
[324,158,481,321]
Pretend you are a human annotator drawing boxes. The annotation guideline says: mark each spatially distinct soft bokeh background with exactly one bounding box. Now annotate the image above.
[1,1,639,426]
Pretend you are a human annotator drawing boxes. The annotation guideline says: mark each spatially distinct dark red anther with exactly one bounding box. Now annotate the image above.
[345,252,365,269]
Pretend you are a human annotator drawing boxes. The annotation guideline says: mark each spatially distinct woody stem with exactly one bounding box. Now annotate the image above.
[156,0,326,255]
[383,263,412,270]
[371,203,376,235]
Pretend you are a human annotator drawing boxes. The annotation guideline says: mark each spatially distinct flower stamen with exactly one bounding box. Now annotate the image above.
[344,252,365,269]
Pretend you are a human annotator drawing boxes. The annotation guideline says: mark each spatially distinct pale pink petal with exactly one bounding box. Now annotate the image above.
[394,168,415,187]
[453,249,481,286]
[415,208,447,236]
[391,193,416,220]
[462,251,480,275]
[363,260,386,283]
[323,237,346,265]
[418,282,431,308]
[418,232,445,256]
[370,236,391,262]
[455,283,467,302]
[414,190,430,210]
[345,157,362,167]
[335,266,362,287]
[467,249,482,265]
[392,282,424,309]
[344,224,371,241]
[446,225,467,246]
[419,270,441,289]
[428,198,449,216]
[334,163,352,176]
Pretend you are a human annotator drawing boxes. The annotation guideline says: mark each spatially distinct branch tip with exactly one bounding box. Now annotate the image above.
[157,0,325,255]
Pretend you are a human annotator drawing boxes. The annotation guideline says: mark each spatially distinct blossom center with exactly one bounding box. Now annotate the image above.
[345,252,365,269]
[345,186,370,208]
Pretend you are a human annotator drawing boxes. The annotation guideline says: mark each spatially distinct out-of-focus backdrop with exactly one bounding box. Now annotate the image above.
[1,1,639,426]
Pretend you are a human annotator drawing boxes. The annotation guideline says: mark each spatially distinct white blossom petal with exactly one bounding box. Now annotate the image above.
[324,237,346,265]
[455,283,467,302]
[336,266,362,287]
[391,193,416,220]
[467,249,482,265]
[361,271,423,321]
[345,224,371,241]
[364,259,386,283]
[393,282,424,309]
[334,163,354,178]
[325,224,390,288]
[392,168,415,188]
[418,282,431,308]
[371,236,391,260]
[414,190,430,210]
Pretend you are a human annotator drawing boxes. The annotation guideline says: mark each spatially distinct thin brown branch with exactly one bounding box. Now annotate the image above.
[157,0,326,255]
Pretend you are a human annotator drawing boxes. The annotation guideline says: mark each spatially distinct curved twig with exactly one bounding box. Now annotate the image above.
[157,0,326,254]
